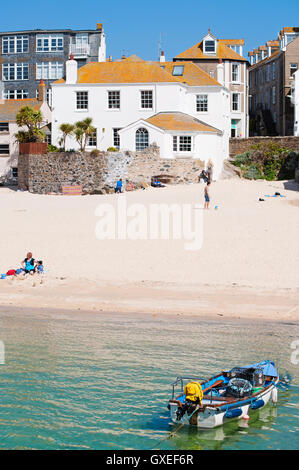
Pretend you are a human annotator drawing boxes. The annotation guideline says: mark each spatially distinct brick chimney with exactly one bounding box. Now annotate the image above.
[38,79,47,102]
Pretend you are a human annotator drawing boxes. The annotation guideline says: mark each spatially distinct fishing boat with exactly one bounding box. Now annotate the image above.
[168,360,279,428]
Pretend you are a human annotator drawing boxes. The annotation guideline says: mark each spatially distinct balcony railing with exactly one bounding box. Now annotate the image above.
[69,43,90,57]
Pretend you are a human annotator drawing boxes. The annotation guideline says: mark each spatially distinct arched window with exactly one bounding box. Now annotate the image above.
[135,128,149,151]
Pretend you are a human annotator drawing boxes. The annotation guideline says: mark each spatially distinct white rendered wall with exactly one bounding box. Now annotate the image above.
[52,82,185,151]
[52,82,228,153]
[293,70,299,136]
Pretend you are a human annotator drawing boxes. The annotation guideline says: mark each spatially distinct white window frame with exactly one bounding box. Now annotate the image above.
[135,128,149,151]
[173,135,193,153]
[108,90,120,110]
[2,35,29,54]
[140,90,153,109]
[232,93,240,112]
[2,63,29,81]
[75,33,89,46]
[232,63,240,83]
[47,88,52,107]
[290,63,298,77]
[36,34,64,52]
[196,94,208,112]
[76,91,89,110]
[204,40,216,54]
[36,62,63,80]
[113,128,122,149]
[4,89,28,99]
[0,122,9,132]
[87,130,97,147]
[0,144,10,155]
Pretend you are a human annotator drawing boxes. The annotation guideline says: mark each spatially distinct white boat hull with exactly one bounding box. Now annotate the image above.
[169,380,278,429]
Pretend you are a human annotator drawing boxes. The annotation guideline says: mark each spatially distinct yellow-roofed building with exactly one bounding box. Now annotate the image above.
[173,30,249,139]
[51,54,231,179]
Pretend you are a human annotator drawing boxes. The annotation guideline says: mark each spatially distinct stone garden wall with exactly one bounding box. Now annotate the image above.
[230,136,299,157]
[18,145,205,194]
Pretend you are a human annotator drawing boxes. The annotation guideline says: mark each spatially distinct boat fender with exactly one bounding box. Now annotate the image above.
[224,408,242,419]
[242,414,250,420]
[272,388,278,403]
[250,399,264,410]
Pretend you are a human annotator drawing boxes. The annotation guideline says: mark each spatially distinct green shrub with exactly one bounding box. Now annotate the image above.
[233,141,298,181]
[47,144,59,152]
[232,151,253,167]
[107,147,118,152]
[243,164,264,180]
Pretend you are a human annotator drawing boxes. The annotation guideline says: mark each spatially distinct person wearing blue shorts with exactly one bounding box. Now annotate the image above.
[204,182,211,209]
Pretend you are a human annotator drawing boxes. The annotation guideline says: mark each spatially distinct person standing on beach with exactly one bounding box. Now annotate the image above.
[204,182,211,209]
[115,178,123,193]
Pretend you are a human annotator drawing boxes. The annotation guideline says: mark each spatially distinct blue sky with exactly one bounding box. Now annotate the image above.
[2,0,299,61]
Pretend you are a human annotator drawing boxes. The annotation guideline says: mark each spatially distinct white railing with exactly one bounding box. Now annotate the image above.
[69,43,90,57]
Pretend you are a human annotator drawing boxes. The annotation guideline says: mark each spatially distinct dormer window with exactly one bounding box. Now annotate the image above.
[204,40,216,53]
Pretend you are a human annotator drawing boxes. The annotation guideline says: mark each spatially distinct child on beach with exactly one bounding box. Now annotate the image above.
[36,261,44,275]
[204,182,211,209]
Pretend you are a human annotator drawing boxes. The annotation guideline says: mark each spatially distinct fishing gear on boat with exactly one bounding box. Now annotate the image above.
[168,360,279,429]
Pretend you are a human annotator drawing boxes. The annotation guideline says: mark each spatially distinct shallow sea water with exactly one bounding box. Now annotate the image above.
[0,309,298,450]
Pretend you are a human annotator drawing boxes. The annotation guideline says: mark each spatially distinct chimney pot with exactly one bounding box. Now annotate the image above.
[160,50,165,63]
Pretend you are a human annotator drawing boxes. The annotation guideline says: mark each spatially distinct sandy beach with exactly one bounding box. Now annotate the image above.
[0,178,299,321]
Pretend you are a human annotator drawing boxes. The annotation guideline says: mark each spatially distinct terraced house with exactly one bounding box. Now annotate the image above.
[0,23,106,106]
[173,30,249,138]
[51,54,231,179]
[248,27,299,136]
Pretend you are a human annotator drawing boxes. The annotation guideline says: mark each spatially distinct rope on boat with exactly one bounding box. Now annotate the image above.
[150,405,200,450]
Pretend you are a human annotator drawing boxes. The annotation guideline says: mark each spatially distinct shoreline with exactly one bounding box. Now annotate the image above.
[0,276,298,323]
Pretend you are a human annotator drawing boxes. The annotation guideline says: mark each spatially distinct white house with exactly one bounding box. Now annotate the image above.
[291,69,299,136]
[0,80,51,182]
[51,55,231,179]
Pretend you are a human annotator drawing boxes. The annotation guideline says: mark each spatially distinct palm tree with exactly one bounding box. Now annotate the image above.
[74,118,96,151]
[15,106,45,143]
[59,123,74,151]
[74,125,85,152]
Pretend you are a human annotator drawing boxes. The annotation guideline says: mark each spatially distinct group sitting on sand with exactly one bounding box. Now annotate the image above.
[1,252,44,279]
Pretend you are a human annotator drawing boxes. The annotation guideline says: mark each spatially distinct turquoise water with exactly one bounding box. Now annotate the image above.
[0,309,298,450]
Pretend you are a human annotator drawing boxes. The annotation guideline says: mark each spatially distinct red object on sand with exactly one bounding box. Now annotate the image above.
[6,270,16,276]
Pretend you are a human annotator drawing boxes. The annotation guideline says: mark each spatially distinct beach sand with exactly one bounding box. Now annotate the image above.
[0,179,298,321]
